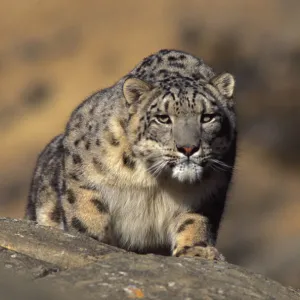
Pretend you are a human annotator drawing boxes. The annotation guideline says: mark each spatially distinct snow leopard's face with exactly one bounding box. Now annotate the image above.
[124,72,236,184]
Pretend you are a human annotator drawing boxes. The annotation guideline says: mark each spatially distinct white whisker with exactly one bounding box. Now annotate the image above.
[145,157,171,179]
[209,159,232,172]
[146,159,165,172]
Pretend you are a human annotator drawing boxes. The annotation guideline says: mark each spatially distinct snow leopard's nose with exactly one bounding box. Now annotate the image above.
[176,144,200,157]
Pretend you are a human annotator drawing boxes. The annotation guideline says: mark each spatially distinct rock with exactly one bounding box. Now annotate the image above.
[0,246,59,279]
[0,217,123,268]
[0,217,299,300]
[0,270,73,300]
[44,252,300,300]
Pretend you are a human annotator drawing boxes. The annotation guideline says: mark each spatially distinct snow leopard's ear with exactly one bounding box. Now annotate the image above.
[210,73,235,99]
[123,77,152,104]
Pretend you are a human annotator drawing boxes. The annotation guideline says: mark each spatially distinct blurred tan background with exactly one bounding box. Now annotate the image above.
[1,0,300,289]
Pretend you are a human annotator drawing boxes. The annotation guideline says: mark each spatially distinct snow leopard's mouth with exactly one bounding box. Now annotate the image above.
[147,155,213,183]
[173,155,208,167]
[166,155,228,183]
[171,160,204,183]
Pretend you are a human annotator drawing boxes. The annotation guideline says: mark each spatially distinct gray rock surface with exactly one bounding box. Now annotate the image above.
[0,218,299,300]
[0,271,73,300]
[0,246,60,279]
[0,217,123,268]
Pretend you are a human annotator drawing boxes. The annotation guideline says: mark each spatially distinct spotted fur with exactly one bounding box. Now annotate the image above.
[26,49,237,260]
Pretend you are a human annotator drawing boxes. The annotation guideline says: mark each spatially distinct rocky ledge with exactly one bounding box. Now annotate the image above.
[0,218,299,300]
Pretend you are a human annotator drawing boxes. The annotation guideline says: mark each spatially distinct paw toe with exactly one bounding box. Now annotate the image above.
[174,245,225,261]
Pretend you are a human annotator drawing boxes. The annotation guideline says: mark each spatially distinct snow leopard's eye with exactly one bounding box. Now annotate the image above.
[156,115,172,124]
[201,113,217,123]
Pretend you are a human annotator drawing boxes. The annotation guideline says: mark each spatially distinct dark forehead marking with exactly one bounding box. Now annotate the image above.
[168,56,177,61]
[164,101,169,111]
[192,89,198,102]
[169,62,185,69]
[162,91,175,100]
[169,93,175,100]
[203,85,217,100]
[158,77,195,90]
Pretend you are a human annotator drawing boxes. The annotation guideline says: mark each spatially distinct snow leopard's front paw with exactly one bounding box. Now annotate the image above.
[173,242,225,261]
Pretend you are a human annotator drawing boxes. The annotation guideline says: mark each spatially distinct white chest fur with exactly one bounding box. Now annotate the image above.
[102,179,217,251]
